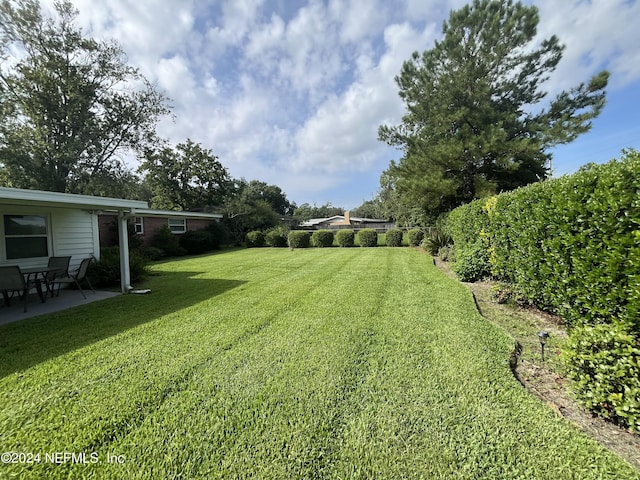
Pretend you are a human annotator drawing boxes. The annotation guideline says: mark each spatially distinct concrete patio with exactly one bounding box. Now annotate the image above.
[0,289,120,326]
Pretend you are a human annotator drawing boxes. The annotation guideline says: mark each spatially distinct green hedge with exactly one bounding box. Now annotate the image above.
[245,231,266,247]
[445,149,640,431]
[385,228,403,247]
[336,230,355,247]
[312,230,334,247]
[179,229,214,254]
[357,228,378,247]
[288,230,310,248]
[89,247,149,287]
[446,199,491,281]
[407,228,424,247]
[564,321,640,433]
[265,228,288,247]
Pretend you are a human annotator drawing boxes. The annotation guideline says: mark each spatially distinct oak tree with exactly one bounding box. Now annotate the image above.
[0,0,169,194]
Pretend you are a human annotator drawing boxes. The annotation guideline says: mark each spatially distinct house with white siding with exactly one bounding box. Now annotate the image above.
[0,187,193,295]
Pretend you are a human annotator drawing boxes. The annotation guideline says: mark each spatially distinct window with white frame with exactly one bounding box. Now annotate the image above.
[168,218,186,233]
[134,217,144,234]
[3,214,49,259]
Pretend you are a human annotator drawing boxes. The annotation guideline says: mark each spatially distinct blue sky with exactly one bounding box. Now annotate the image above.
[61,0,640,209]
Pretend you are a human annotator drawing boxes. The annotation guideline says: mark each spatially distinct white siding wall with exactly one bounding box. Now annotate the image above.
[50,208,97,271]
[0,206,98,270]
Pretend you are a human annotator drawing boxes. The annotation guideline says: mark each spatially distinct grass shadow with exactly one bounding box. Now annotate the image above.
[0,271,246,379]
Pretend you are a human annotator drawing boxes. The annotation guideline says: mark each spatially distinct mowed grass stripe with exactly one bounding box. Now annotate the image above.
[0,249,361,454]
[102,248,394,479]
[0,248,638,479]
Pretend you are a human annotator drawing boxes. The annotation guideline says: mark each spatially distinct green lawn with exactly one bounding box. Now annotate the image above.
[0,248,637,479]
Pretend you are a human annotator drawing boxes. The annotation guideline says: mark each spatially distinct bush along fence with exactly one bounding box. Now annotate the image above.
[444,149,640,432]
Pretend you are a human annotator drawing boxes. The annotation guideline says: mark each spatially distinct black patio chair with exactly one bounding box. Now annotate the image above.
[51,257,96,299]
[0,265,30,313]
[45,256,71,297]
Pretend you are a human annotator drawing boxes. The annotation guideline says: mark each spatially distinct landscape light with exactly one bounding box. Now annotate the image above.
[537,331,549,361]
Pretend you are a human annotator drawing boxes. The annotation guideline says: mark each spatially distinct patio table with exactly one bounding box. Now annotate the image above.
[19,266,59,303]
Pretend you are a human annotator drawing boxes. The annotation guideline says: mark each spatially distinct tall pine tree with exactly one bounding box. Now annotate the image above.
[378,0,608,220]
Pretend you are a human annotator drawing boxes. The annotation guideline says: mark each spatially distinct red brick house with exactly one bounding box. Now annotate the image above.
[99,209,223,248]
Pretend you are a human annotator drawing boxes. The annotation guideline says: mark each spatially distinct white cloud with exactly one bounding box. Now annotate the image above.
[534,0,640,92]
[289,21,438,174]
[33,0,640,207]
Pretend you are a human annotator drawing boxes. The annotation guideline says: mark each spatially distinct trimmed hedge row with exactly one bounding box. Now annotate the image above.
[445,149,640,432]
[312,230,334,247]
[357,228,378,247]
[385,228,404,247]
[336,230,355,247]
[288,230,310,248]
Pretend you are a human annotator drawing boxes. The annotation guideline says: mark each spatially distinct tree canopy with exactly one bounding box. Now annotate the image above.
[378,0,609,221]
[0,0,169,194]
[293,203,344,221]
[139,139,233,211]
[236,179,294,216]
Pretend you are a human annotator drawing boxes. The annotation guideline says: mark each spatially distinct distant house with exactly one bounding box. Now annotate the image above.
[99,209,222,248]
[300,211,394,232]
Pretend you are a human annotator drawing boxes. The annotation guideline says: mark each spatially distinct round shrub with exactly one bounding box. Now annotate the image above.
[336,230,355,247]
[152,224,181,256]
[385,228,403,247]
[205,221,230,248]
[179,229,214,254]
[452,242,490,282]
[358,228,378,247]
[288,230,310,248]
[407,228,424,247]
[265,228,288,247]
[245,230,266,247]
[312,230,334,247]
[142,246,165,261]
[89,246,149,287]
[564,321,640,433]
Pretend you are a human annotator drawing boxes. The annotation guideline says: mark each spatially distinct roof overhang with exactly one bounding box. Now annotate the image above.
[0,187,147,211]
[131,208,223,219]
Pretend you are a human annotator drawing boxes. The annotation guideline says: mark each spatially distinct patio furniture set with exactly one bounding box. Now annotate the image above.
[0,256,95,313]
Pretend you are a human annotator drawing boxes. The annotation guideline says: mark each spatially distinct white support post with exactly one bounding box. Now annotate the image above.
[118,211,132,293]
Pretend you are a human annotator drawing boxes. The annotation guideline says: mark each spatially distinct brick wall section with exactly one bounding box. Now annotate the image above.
[98,214,218,248]
[98,214,119,247]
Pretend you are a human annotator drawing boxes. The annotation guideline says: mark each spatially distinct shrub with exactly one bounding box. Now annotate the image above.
[245,230,266,247]
[265,228,288,247]
[152,224,182,257]
[444,149,640,426]
[564,321,640,433]
[451,242,490,282]
[312,230,334,247]
[179,229,214,254]
[358,228,378,247]
[205,221,230,248]
[422,229,452,255]
[288,230,310,248]
[385,228,403,247]
[89,246,149,287]
[407,228,424,247]
[437,245,454,262]
[336,230,355,247]
[142,246,165,261]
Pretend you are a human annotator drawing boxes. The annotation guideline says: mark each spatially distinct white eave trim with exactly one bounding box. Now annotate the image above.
[132,208,223,219]
[0,187,148,210]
